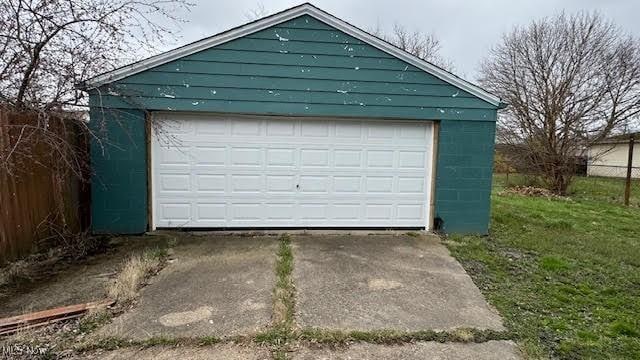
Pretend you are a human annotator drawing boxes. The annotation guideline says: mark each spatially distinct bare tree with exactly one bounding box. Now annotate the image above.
[0,0,191,174]
[480,11,640,194]
[371,23,454,72]
[245,2,268,21]
[0,0,191,110]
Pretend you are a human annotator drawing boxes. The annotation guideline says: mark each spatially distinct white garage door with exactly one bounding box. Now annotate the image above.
[151,113,434,229]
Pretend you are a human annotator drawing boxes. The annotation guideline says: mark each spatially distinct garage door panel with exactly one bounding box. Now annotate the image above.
[366,177,394,193]
[367,150,394,168]
[231,120,261,135]
[299,203,328,220]
[161,119,191,134]
[332,203,361,220]
[399,123,429,141]
[265,203,296,220]
[365,204,394,220]
[334,150,362,167]
[230,203,262,221]
[158,174,191,192]
[196,174,226,193]
[399,151,426,169]
[267,148,296,166]
[265,120,293,135]
[195,120,226,135]
[299,175,329,194]
[231,175,263,193]
[158,146,191,166]
[334,176,361,193]
[397,204,424,220]
[266,175,296,193]
[367,124,395,140]
[335,121,362,139]
[231,147,262,166]
[301,149,329,167]
[301,121,330,137]
[196,203,226,221]
[160,203,191,222]
[193,146,226,166]
[152,114,432,228]
[398,177,425,193]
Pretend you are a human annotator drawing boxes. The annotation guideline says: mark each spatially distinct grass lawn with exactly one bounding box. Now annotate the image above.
[446,174,640,359]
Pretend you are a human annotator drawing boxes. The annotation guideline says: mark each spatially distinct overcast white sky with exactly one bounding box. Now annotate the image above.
[164,0,640,81]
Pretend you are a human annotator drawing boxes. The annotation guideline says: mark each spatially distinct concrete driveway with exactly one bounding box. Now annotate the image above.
[98,235,278,339]
[90,232,517,359]
[292,234,504,331]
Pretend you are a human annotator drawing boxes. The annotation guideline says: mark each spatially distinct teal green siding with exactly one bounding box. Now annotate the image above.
[92,15,495,120]
[90,109,147,233]
[89,14,498,234]
[435,119,496,234]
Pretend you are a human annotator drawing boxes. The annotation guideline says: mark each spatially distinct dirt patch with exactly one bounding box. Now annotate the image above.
[0,234,172,318]
[0,236,110,297]
[500,186,570,200]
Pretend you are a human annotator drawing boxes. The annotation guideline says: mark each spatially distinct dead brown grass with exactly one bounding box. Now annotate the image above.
[500,185,570,200]
[451,328,476,342]
[106,248,167,304]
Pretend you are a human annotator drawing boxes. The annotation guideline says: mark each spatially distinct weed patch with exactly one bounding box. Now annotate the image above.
[272,234,295,329]
[75,335,222,353]
[78,309,113,334]
[262,234,297,358]
[298,328,512,345]
[106,247,168,304]
[539,256,570,272]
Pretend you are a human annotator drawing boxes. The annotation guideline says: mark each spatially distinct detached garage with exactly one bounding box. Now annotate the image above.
[84,3,502,234]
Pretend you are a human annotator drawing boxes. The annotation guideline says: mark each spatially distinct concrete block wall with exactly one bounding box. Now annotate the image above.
[90,109,148,234]
[434,120,496,234]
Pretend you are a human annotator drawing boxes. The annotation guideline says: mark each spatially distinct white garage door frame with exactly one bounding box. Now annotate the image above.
[149,112,438,230]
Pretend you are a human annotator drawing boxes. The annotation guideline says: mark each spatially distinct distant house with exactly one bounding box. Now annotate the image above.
[587,132,639,178]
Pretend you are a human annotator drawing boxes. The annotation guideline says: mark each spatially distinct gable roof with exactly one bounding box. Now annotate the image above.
[83,3,502,107]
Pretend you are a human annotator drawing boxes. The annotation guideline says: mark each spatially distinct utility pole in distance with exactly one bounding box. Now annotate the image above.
[624,135,635,206]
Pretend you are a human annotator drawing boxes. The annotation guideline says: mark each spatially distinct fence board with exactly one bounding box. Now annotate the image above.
[0,107,89,263]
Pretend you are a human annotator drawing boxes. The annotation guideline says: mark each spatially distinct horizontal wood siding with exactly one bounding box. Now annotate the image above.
[91,15,496,120]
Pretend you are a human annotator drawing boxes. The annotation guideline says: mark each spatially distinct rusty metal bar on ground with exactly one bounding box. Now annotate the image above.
[0,299,114,336]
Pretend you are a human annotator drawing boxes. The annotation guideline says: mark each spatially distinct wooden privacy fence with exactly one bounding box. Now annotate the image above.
[0,107,90,263]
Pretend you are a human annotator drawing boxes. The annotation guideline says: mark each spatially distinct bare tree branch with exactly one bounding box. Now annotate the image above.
[244,2,268,21]
[370,22,454,72]
[0,0,192,109]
